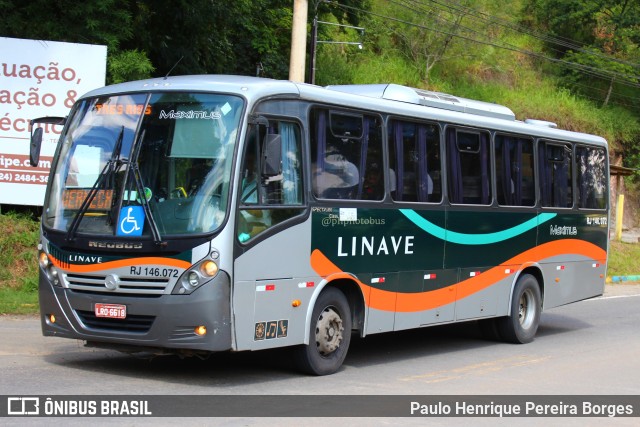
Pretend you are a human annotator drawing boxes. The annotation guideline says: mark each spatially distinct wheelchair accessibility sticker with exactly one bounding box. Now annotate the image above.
[117,206,145,236]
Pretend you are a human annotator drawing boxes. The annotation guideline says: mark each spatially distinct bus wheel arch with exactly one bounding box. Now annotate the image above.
[325,278,366,336]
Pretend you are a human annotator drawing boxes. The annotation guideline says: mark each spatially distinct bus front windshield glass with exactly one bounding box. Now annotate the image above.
[44,92,244,237]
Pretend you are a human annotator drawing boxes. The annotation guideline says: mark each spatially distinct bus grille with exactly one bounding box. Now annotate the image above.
[64,273,170,295]
[75,310,155,333]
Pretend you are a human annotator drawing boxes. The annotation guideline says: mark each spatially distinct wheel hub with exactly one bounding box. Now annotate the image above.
[519,289,535,329]
[315,307,344,355]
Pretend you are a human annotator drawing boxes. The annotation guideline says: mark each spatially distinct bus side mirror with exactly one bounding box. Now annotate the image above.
[29,116,66,167]
[30,127,44,166]
[262,133,282,177]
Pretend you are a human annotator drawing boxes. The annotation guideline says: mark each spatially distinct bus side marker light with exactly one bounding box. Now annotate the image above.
[424,274,436,280]
[372,277,385,284]
[470,271,481,277]
[504,268,513,274]
[556,265,565,270]
[555,278,560,283]
[292,300,301,307]
[194,325,207,336]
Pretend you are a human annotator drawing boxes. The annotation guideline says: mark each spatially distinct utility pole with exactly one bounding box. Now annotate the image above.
[289,0,308,83]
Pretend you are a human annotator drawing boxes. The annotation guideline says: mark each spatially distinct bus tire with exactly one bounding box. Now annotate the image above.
[498,273,541,344]
[293,287,352,375]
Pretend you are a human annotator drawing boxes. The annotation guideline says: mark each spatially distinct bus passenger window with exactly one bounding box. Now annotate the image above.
[539,142,573,208]
[577,146,607,209]
[389,120,441,203]
[447,128,491,204]
[311,108,383,201]
[495,134,535,206]
[238,121,304,243]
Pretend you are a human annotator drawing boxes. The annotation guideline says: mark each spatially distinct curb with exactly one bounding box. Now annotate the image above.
[606,275,640,283]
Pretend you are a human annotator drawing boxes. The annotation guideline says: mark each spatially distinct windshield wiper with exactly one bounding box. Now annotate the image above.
[66,126,124,242]
[127,129,165,246]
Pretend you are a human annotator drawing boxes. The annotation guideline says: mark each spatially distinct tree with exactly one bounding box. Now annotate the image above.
[0,0,154,83]
[526,0,640,108]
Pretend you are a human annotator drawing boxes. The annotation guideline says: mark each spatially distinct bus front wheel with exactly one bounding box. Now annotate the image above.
[498,274,541,344]
[293,287,352,375]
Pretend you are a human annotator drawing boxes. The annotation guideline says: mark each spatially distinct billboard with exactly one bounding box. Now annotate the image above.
[0,37,107,206]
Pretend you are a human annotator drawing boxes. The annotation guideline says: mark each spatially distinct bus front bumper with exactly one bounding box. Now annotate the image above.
[39,270,233,353]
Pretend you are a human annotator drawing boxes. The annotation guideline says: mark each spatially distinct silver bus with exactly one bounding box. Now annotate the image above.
[31,75,609,375]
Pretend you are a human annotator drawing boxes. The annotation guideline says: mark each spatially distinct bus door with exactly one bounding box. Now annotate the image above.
[233,118,309,351]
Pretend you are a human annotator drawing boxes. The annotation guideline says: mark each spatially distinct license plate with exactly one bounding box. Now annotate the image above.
[95,303,126,319]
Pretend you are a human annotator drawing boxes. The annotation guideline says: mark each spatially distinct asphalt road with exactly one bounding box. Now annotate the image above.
[1,284,639,426]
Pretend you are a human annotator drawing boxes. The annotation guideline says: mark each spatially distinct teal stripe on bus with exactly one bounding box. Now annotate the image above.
[399,210,557,245]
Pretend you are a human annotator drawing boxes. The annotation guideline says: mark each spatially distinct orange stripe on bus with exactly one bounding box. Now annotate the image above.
[49,255,191,273]
[310,249,372,306]
[310,239,606,313]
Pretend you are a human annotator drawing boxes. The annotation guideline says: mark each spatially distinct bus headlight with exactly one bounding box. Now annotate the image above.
[39,250,61,287]
[174,253,220,294]
[188,271,199,287]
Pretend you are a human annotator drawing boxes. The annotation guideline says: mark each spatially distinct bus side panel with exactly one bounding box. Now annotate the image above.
[311,207,447,336]
[537,212,608,309]
[539,256,607,309]
[456,266,499,320]
[233,219,319,351]
[444,210,539,319]
[393,269,457,331]
[365,272,397,334]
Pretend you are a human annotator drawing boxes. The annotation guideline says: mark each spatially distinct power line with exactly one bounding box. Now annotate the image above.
[394,0,640,83]
[328,1,640,93]
[416,0,640,71]
[396,0,640,103]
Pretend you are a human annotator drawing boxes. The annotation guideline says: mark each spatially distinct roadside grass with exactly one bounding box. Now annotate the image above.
[608,240,640,278]
[0,212,638,315]
[0,211,40,314]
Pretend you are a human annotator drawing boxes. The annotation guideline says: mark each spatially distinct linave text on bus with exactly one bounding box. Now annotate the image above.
[337,235,414,257]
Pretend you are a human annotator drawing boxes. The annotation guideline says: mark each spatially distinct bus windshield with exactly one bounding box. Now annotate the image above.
[43,92,244,237]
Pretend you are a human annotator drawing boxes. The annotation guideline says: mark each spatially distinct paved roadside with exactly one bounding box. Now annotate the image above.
[603,282,640,297]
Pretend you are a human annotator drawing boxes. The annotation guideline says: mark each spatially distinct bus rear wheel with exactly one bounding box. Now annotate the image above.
[293,287,352,375]
[498,273,541,344]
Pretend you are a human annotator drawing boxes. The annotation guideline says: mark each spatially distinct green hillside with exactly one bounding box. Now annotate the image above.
[314,0,640,163]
